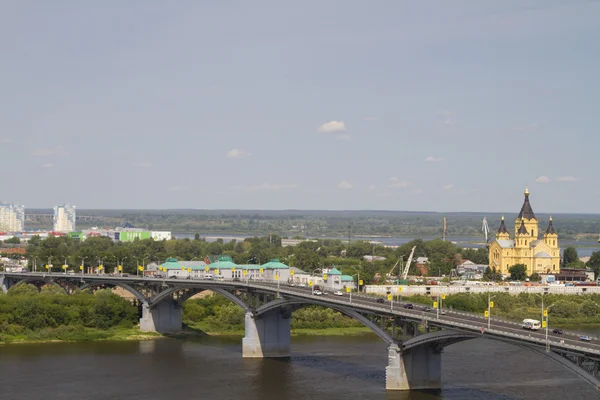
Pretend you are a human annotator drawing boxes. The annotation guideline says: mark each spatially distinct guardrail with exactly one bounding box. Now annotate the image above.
[365,284,600,295]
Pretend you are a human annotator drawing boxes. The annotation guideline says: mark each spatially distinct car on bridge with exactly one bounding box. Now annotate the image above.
[376,298,385,303]
[333,290,343,296]
[313,290,323,295]
[404,304,414,309]
[423,306,431,312]
[580,335,592,342]
[552,328,564,335]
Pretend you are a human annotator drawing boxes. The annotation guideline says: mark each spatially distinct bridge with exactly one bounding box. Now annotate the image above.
[2,272,600,391]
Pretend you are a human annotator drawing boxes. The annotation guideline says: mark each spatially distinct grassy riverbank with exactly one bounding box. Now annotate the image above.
[0,326,161,344]
[182,321,372,337]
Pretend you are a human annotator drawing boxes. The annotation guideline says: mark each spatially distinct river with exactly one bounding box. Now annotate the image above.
[1,334,598,400]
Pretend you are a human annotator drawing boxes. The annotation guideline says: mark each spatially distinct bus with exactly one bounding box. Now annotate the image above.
[522,319,542,330]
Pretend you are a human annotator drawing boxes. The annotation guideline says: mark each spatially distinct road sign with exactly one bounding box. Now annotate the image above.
[309,281,313,287]
[489,301,494,308]
[484,311,489,318]
[275,274,279,281]
[259,268,264,274]
[118,265,123,272]
[542,321,547,328]
[387,294,393,301]
[544,309,548,317]
[359,280,363,285]
[433,302,438,309]
[442,294,446,300]
[243,270,247,275]
[323,274,328,280]
[79,265,83,271]
[346,286,350,293]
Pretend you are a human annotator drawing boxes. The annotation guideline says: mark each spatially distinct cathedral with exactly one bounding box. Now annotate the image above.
[488,188,560,277]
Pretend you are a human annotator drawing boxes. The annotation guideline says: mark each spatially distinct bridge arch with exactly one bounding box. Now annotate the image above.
[8,277,70,295]
[79,281,147,303]
[150,285,251,312]
[255,297,393,344]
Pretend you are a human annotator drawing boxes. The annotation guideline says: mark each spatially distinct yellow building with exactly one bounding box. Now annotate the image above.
[489,188,560,276]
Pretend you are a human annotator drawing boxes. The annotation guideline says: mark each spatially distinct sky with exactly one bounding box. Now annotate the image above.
[1,0,599,213]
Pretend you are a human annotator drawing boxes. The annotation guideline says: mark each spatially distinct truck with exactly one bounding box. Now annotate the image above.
[522,319,542,330]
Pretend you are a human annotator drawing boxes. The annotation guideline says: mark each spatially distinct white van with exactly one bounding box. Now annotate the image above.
[522,319,542,330]
[204,274,213,280]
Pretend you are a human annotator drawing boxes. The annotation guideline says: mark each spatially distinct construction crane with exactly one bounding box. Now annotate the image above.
[482,217,490,247]
[386,258,403,281]
[400,246,417,280]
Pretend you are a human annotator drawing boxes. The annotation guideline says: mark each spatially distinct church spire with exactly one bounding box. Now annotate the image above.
[497,216,509,234]
[517,219,528,235]
[545,216,556,234]
[518,187,536,220]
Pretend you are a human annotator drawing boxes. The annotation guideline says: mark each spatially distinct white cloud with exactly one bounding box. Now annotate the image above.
[226,148,251,158]
[556,176,580,182]
[0,138,12,144]
[131,161,152,168]
[388,177,412,188]
[318,120,346,133]
[337,180,353,189]
[336,134,351,140]
[425,156,445,163]
[246,183,299,192]
[31,145,68,156]
[442,184,454,191]
[40,163,55,168]
[535,176,550,183]
[367,185,376,191]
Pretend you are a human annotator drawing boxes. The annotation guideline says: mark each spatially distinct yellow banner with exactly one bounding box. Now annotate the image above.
[484,311,489,317]
[433,302,438,308]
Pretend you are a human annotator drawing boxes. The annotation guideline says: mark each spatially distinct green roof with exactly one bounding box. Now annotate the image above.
[261,259,289,269]
[341,275,354,282]
[327,267,342,275]
[208,256,238,270]
[160,258,185,270]
[238,264,262,270]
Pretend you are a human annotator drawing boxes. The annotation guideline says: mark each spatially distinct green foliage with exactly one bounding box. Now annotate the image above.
[587,251,600,280]
[0,288,138,342]
[529,272,541,282]
[509,264,527,281]
[566,261,586,269]
[563,246,579,266]
[3,236,21,244]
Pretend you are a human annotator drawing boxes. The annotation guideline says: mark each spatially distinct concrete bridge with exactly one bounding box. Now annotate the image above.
[2,272,600,391]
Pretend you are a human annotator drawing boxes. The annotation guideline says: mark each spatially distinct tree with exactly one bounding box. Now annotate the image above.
[194,233,200,241]
[508,264,527,281]
[529,272,540,282]
[587,251,600,280]
[563,246,579,267]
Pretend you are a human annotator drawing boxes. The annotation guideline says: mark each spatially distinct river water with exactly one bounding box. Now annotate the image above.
[1,334,598,400]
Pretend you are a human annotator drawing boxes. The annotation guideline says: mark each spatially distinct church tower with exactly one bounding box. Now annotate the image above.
[496,216,510,241]
[515,187,539,239]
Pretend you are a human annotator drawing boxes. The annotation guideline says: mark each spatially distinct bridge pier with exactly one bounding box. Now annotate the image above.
[242,310,291,358]
[139,301,182,333]
[386,343,442,391]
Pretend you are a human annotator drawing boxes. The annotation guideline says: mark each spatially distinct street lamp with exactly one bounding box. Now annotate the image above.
[63,257,68,274]
[487,292,497,329]
[47,256,53,274]
[534,292,546,323]
[118,257,127,276]
[80,257,86,276]
[97,257,104,275]
[545,304,555,352]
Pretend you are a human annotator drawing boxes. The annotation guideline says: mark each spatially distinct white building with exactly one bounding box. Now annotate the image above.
[53,204,76,232]
[0,202,25,232]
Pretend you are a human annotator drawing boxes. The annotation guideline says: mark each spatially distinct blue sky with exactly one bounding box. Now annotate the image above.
[1,1,599,212]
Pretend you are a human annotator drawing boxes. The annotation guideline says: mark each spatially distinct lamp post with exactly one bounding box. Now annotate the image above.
[545,304,555,352]
[488,292,497,329]
[64,257,68,275]
[80,257,86,276]
[534,293,545,324]
[97,258,103,275]
[118,257,127,277]
[47,256,53,274]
